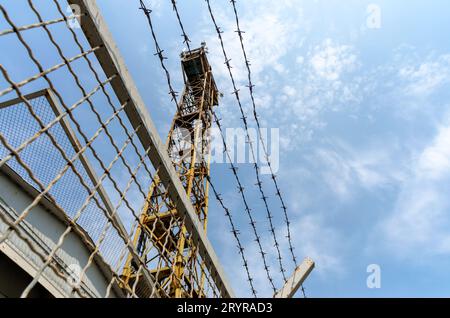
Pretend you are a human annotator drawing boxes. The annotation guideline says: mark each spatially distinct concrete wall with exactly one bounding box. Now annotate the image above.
[0,170,121,298]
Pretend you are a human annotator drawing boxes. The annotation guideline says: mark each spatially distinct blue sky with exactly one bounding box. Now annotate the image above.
[97,0,450,297]
[2,0,450,298]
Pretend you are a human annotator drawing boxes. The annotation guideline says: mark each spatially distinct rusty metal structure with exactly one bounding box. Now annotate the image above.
[121,45,218,297]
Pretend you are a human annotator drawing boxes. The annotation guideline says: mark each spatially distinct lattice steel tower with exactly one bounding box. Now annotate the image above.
[122,45,219,297]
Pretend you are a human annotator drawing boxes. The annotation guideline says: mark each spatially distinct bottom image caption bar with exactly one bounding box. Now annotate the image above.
[177,301,274,315]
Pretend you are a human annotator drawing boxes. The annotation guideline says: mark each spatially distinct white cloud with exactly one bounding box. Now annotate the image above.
[256,39,364,149]
[283,85,297,97]
[312,139,403,200]
[199,0,306,86]
[194,2,365,149]
[310,39,359,81]
[288,214,344,277]
[242,212,344,297]
[193,0,309,129]
[417,125,450,180]
[399,54,450,97]
[379,117,450,257]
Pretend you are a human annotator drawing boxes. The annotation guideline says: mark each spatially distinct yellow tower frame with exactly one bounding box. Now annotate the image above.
[122,45,219,297]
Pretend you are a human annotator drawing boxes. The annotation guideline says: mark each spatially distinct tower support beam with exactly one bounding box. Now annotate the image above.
[68,0,234,297]
[121,45,223,297]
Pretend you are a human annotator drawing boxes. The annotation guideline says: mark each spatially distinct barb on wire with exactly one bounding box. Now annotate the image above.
[139,0,179,106]
[213,111,276,293]
[166,0,273,295]
[205,0,286,286]
[207,175,257,297]
[170,0,191,51]
[228,0,298,269]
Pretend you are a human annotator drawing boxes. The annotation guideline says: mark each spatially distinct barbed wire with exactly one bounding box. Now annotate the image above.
[228,0,304,296]
[139,0,179,106]
[213,112,276,293]
[205,0,286,287]
[206,175,257,297]
[169,0,191,52]
[148,0,271,295]
[228,0,298,270]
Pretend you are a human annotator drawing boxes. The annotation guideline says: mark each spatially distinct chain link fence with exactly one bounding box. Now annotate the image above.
[0,0,231,298]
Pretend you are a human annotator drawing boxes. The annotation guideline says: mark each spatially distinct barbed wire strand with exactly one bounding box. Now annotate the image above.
[166,0,281,294]
[169,0,191,52]
[228,0,297,268]
[228,0,305,296]
[213,112,276,293]
[142,0,271,295]
[206,175,257,297]
[205,0,286,288]
[139,0,179,107]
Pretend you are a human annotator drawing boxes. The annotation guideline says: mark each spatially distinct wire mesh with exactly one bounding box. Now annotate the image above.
[0,0,228,298]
